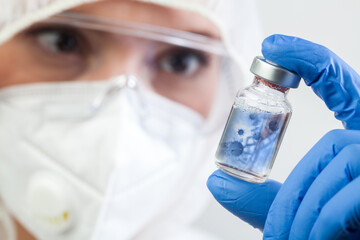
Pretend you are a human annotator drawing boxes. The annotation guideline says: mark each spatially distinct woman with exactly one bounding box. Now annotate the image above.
[0,0,261,239]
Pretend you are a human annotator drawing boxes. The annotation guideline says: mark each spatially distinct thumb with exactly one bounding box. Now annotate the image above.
[262,34,360,130]
[207,170,281,230]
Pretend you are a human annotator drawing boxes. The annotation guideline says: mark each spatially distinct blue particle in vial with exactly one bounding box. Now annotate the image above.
[249,113,261,125]
[228,141,244,156]
[237,129,244,136]
[218,142,229,156]
[253,132,261,140]
[269,120,279,132]
[249,114,257,120]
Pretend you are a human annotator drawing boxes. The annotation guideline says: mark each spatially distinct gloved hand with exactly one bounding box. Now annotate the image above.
[207,34,360,240]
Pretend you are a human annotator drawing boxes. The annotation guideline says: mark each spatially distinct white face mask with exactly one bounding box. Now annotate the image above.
[0,75,207,240]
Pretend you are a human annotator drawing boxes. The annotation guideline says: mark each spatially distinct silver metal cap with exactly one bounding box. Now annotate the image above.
[250,56,301,88]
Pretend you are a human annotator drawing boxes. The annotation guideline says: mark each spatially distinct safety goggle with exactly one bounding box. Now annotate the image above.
[1,12,234,117]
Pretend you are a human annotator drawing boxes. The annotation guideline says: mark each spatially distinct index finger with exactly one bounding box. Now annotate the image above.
[263,129,360,239]
[262,34,360,130]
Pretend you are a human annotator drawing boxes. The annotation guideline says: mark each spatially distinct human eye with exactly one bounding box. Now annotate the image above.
[25,25,87,56]
[156,47,210,77]
[13,24,93,81]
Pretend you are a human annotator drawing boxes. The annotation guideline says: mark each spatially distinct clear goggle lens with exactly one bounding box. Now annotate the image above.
[3,12,231,116]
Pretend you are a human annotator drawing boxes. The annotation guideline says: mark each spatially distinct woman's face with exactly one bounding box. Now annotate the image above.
[0,0,221,117]
[3,2,223,239]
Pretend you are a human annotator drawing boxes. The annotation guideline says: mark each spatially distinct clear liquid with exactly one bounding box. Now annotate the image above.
[215,106,290,182]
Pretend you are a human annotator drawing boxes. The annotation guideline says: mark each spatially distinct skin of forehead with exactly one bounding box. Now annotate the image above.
[70,0,221,39]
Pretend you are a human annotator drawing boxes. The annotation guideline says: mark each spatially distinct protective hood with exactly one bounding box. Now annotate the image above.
[0,0,262,83]
[0,0,262,239]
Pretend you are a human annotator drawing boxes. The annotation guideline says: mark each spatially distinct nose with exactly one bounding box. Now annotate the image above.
[80,37,151,81]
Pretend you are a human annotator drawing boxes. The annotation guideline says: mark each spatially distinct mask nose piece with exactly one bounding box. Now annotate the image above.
[91,74,139,111]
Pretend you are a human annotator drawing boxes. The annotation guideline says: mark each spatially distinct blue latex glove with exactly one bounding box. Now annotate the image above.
[207,34,360,239]
[263,35,360,130]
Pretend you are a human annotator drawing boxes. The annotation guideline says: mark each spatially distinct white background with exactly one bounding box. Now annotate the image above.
[195,0,360,239]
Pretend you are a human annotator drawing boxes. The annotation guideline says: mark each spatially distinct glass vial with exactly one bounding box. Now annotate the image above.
[215,56,301,183]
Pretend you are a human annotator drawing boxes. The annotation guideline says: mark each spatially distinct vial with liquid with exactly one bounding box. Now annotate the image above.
[215,56,301,183]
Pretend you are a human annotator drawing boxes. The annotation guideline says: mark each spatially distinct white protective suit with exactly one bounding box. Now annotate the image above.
[0,0,262,239]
